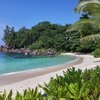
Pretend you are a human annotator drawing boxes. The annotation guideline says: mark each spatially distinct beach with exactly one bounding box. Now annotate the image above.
[0,53,100,95]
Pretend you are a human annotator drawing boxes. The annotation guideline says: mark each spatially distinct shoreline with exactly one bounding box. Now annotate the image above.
[0,53,100,95]
[0,55,82,86]
[0,55,77,76]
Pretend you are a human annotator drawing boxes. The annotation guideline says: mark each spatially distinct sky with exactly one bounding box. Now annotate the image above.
[0,0,80,45]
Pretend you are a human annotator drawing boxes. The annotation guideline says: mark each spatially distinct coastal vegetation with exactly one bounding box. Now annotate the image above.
[2,23,79,52]
[92,49,100,58]
[67,0,100,54]
[0,0,100,100]
[0,66,100,100]
[1,0,100,57]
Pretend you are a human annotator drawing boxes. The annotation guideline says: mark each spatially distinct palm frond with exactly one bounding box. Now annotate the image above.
[67,19,93,33]
[67,0,100,33]
[80,33,100,43]
[75,0,100,14]
[75,0,100,23]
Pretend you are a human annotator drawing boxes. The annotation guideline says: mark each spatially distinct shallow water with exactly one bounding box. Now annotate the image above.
[0,52,76,74]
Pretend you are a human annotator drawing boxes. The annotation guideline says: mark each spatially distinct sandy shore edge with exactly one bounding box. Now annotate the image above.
[0,53,100,95]
[0,54,82,86]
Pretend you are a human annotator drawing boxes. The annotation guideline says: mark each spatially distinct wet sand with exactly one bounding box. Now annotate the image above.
[0,56,82,86]
[0,53,100,95]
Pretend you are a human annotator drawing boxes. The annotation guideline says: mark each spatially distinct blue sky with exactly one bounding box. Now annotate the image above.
[0,0,80,45]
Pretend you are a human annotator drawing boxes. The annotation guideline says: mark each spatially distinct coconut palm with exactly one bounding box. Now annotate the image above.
[67,0,100,45]
[67,0,100,49]
[75,0,100,29]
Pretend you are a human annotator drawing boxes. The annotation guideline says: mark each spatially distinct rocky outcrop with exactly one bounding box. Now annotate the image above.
[0,45,56,56]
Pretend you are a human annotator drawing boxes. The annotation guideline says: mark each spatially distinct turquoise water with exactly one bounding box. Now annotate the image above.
[0,52,76,74]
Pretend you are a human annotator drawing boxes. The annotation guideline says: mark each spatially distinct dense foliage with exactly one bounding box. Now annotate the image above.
[67,0,100,53]
[3,22,81,52]
[2,0,100,55]
[0,66,100,100]
[2,1,100,54]
[1,0,100,99]
[92,49,100,58]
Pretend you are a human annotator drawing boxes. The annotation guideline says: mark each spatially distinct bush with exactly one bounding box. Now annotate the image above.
[79,34,100,53]
[0,67,100,100]
[28,40,43,50]
[39,67,100,99]
[97,41,100,49]
[92,49,100,58]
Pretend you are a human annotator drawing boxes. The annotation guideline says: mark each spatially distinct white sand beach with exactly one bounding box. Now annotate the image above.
[0,53,100,95]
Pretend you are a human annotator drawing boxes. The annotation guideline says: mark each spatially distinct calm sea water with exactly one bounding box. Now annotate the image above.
[0,52,76,74]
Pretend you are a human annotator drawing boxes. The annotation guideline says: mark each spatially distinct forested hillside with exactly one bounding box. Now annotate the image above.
[2,0,100,55]
[3,22,81,52]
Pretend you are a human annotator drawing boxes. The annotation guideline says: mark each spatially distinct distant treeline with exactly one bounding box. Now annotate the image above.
[2,22,80,52]
[2,21,99,53]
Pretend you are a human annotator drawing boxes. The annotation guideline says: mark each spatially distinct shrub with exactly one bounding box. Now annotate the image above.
[0,67,100,100]
[79,34,100,53]
[39,67,100,100]
[92,49,100,58]
[28,40,43,50]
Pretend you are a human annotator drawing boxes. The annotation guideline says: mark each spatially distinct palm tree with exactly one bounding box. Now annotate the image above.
[67,0,100,45]
[75,0,100,28]
[67,0,100,33]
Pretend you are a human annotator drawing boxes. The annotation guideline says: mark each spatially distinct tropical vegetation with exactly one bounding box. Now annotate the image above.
[3,23,81,52]
[68,0,100,53]
[0,0,100,99]
[2,0,100,56]
[92,49,100,58]
[0,66,100,100]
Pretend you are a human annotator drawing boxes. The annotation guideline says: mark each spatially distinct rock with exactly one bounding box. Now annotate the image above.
[46,49,55,55]
[0,46,56,56]
[25,52,28,55]
[31,50,37,56]
[4,45,11,49]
